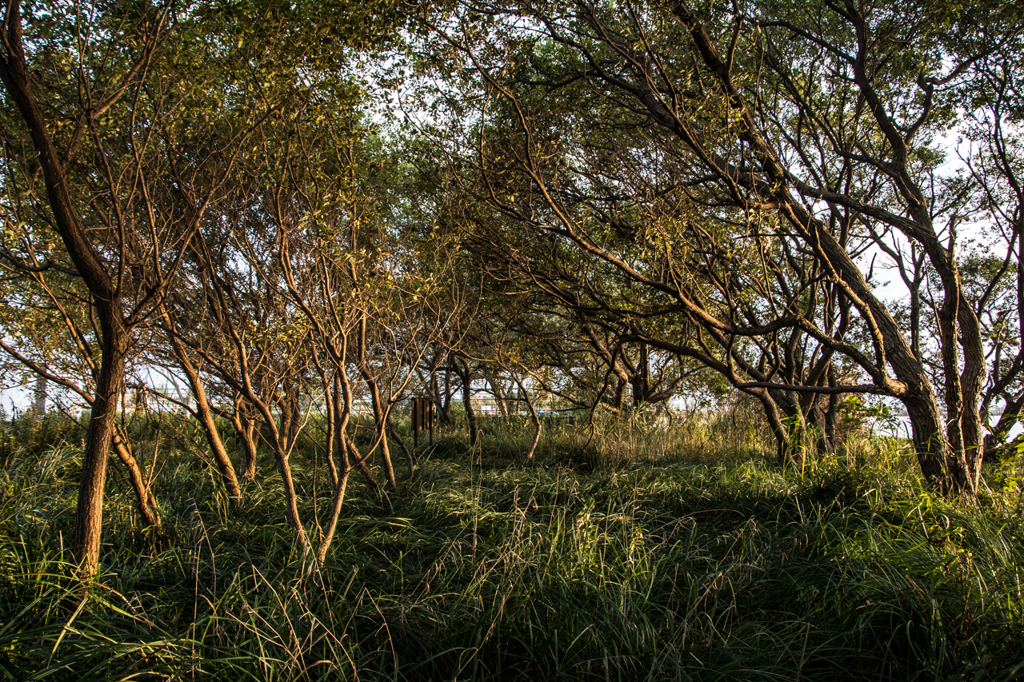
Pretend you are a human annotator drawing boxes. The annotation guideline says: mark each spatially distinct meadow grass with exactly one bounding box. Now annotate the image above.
[0,411,1023,680]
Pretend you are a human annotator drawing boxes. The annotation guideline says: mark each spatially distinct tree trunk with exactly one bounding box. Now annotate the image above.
[315,464,350,566]
[112,430,161,530]
[240,417,260,480]
[456,356,480,447]
[335,359,377,491]
[278,381,302,453]
[388,412,415,479]
[164,311,242,503]
[32,375,46,417]
[356,317,397,492]
[984,393,1024,461]
[321,370,339,488]
[957,298,987,485]
[823,366,839,454]
[230,393,260,481]
[630,342,651,408]
[73,304,127,578]
[374,407,398,492]
[755,390,794,467]
[194,390,242,505]
[902,387,967,493]
[484,367,509,417]
[257,408,308,551]
[442,362,452,427]
[512,373,542,459]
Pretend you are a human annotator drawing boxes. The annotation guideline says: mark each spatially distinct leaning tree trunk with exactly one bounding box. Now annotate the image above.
[749,388,793,466]
[73,303,128,579]
[191,384,242,505]
[622,0,984,497]
[511,373,542,460]
[113,429,161,530]
[246,397,308,552]
[163,311,242,503]
[387,412,415,480]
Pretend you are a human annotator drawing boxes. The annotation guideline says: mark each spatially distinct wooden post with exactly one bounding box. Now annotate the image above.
[412,398,433,451]
[413,399,420,451]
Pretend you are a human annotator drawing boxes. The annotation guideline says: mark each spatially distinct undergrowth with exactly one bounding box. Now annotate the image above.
[0,412,1022,680]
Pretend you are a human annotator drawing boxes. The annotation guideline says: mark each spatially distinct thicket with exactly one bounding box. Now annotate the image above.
[1,412,1023,681]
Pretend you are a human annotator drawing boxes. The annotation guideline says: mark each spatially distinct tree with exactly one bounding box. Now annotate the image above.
[421,0,1023,495]
[959,45,1024,458]
[0,1,190,576]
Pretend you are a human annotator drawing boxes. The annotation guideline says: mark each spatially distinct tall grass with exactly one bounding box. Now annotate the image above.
[1,411,1023,680]
[440,404,772,470]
